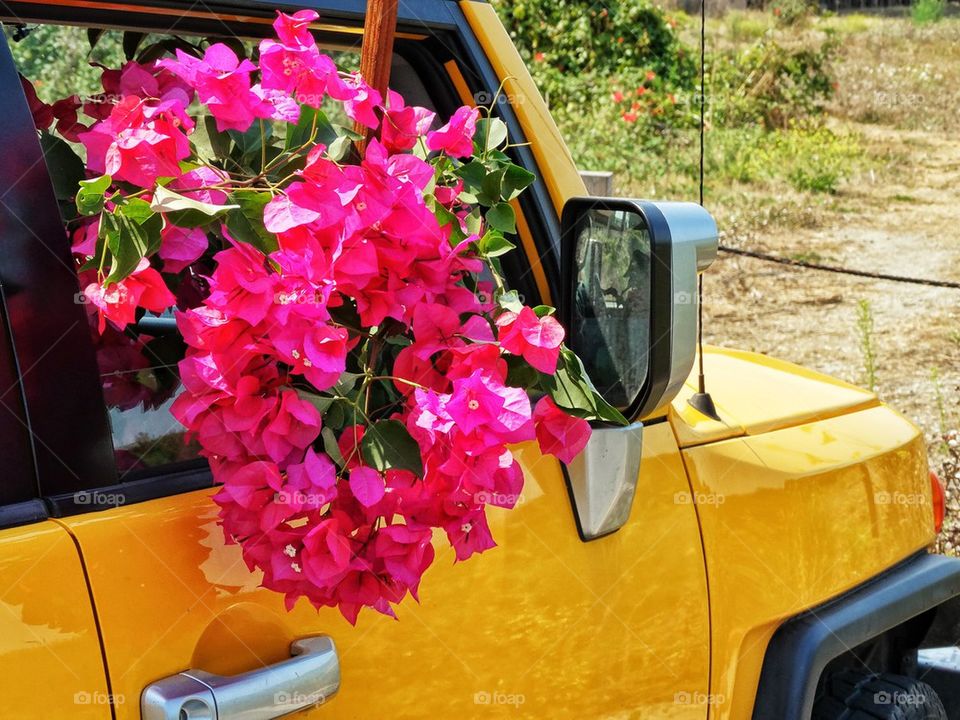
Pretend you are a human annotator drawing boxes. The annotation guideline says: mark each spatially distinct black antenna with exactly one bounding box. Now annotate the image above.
[687,0,720,422]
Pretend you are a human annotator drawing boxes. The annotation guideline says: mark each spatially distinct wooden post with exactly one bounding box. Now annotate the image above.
[357,0,399,146]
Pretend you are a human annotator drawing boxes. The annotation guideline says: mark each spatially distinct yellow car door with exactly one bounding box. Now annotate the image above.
[1,1,712,717]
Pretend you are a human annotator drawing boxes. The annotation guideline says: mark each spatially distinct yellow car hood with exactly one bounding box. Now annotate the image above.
[669,346,879,447]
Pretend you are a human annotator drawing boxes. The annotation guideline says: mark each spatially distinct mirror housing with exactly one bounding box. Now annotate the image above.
[559,198,718,421]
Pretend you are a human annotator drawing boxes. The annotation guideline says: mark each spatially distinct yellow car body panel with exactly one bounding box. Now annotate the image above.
[681,405,934,718]
[0,521,111,719]
[669,347,879,447]
[60,425,711,719]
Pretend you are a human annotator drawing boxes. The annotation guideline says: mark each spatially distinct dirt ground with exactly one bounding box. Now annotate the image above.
[701,123,960,552]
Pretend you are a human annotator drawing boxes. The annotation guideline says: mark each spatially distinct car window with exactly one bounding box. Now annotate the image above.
[8,23,441,481]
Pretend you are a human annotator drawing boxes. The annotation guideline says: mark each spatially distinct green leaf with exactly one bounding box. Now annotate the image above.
[224,192,277,254]
[476,117,508,153]
[285,107,338,151]
[457,159,487,190]
[486,202,516,234]
[501,163,536,201]
[296,389,335,415]
[101,200,163,284]
[433,204,466,245]
[39,133,85,202]
[333,371,365,396]
[591,391,629,425]
[151,185,238,228]
[76,175,112,216]
[327,134,354,162]
[322,427,346,466]
[479,230,515,258]
[203,116,232,160]
[556,348,629,425]
[361,419,423,476]
[481,167,504,204]
[463,208,484,236]
[504,354,539,388]
[136,37,201,64]
[546,363,597,416]
[532,305,556,317]
[497,289,524,313]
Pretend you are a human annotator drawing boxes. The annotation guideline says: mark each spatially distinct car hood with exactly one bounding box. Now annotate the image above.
[668,346,880,447]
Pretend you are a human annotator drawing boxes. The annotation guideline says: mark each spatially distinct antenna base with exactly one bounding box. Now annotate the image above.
[687,392,721,422]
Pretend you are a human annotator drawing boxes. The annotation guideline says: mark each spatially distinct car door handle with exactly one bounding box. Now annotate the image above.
[141,635,340,720]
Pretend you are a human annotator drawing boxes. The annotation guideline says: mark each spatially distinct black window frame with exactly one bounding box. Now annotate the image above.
[0,0,562,519]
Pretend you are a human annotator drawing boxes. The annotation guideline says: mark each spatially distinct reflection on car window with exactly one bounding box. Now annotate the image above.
[94,313,201,475]
[571,208,651,409]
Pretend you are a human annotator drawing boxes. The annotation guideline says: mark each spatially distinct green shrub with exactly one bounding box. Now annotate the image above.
[491,0,696,104]
[912,0,945,24]
[710,36,838,129]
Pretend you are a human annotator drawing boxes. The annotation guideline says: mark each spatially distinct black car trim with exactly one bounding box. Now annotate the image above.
[752,551,960,720]
[44,464,214,517]
[0,499,49,530]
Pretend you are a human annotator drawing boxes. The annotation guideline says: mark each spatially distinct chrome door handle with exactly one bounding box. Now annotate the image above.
[141,635,340,720]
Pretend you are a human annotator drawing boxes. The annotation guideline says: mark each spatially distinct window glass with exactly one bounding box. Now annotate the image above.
[570,208,651,409]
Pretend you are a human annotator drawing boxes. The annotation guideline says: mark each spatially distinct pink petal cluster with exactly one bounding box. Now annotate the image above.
[82,259,176,333]
[49,9,596,624]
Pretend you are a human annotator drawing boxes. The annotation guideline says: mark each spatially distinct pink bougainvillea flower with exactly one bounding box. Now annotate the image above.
[84,258,176,333]
[533,396,592,464]
[159,225,208,273]
[342,73,383,130]
[374,524,435,596]
[79,96,192,188]
[349,466,386,508]
[254,84,302,124]
[262,390,323,464]
[381,89,435,152]
[50,95,87,141]
[495,306,565,374]
[444,509,496,562]
[426,105,479,158]
[158,44,268,132]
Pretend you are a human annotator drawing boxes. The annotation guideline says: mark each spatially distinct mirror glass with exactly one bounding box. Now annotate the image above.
[570,206,651,409]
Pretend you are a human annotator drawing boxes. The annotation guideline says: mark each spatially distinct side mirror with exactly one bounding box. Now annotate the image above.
[559,197,718,422]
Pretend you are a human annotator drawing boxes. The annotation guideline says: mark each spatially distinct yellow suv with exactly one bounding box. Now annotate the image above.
[0,1,956,719]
